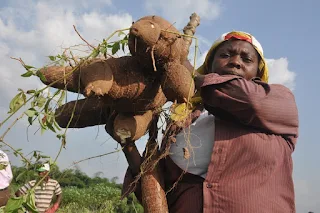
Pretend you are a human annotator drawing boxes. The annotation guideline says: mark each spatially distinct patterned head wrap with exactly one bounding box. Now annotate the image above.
[197,31,269,82]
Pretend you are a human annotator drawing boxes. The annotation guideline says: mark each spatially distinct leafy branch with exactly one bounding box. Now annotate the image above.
[1,27,131,213]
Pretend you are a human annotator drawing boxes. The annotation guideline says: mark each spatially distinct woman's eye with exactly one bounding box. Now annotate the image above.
[220,53,229,58]
[243,57,252,62]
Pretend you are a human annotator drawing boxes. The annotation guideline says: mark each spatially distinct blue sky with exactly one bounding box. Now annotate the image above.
[0,0,319,212]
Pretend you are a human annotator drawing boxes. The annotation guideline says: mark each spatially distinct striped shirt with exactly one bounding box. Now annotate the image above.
[19,179,62,213]
[122,74,299,213]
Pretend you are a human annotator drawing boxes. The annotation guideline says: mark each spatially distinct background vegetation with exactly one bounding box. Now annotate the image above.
[10,165,143,213]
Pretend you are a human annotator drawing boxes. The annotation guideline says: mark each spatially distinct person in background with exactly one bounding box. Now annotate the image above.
[15,163,62,213]
[0,149,13,207]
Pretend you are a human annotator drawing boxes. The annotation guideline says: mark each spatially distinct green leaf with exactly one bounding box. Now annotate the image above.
[44,90,61,112]
[120,38,128,44]
[15,170,27,182]
[34,91,40,98]
[4,195,25,213]
[31,100,36,108]
[122,42,126,52]
[36,96,46,108]
[49,55,56,61]
[91,49,100,58]
[22,93,27,103]
[21,71,33,77]
[25,191,38,213]
[118,31,125,36]
[53,119,62,131]
[28,116,33,125]
[36,71,47,82]
[8,93,21,113]
[112,42,120,55]
[53,89,61,97]
[100,47,107,55]
[57,90,66,106]
[26,90,36,94]
[8,92,24,114]
[46,119,56,133]
[25,108,37,117]
[23,65,35,70]
[38,117,47,135]
[41,126,46,135]
[13,149,22,157]
[44,100,51,113]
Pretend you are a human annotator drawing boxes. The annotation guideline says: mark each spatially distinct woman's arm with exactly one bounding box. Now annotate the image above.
[197,73,299,137]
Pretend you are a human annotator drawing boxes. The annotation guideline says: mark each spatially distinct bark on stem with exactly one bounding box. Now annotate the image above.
[141,115,168,213]
[183,13,200,56]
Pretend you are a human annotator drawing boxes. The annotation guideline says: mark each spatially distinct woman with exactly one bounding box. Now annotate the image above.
[119,31,299,213]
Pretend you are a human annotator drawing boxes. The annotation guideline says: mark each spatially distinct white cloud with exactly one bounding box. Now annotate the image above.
[0,1,134,180]
[188,50,207,70]
[80,12,133,44]
[145,0,221,27]
[266,58,296,90]
[0,1,133,103]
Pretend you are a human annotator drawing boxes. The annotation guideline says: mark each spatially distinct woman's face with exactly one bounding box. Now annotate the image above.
[209,40,260,80]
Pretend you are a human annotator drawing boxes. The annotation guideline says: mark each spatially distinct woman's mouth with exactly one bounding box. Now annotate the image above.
[222,70,243,77]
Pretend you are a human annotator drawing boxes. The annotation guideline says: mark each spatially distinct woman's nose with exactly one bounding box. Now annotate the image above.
[227,56,241,69]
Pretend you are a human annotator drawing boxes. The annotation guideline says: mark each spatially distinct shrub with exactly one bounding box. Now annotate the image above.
[59,183,143,213]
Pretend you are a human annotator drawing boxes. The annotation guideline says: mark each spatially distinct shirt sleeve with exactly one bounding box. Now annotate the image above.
[19,181,34,195]
[55,181,62,195]
[200,73,299,140]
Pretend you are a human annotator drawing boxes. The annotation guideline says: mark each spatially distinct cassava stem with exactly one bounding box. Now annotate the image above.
[183,13,200,56]
[141,115,168,213]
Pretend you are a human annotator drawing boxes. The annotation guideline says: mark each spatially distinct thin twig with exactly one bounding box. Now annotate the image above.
[0,113,24,140]
[104,28,130,43]
[10,57,25,66]
[73,25,96,49]
[0,114,32,165]
[69,149,122,167]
